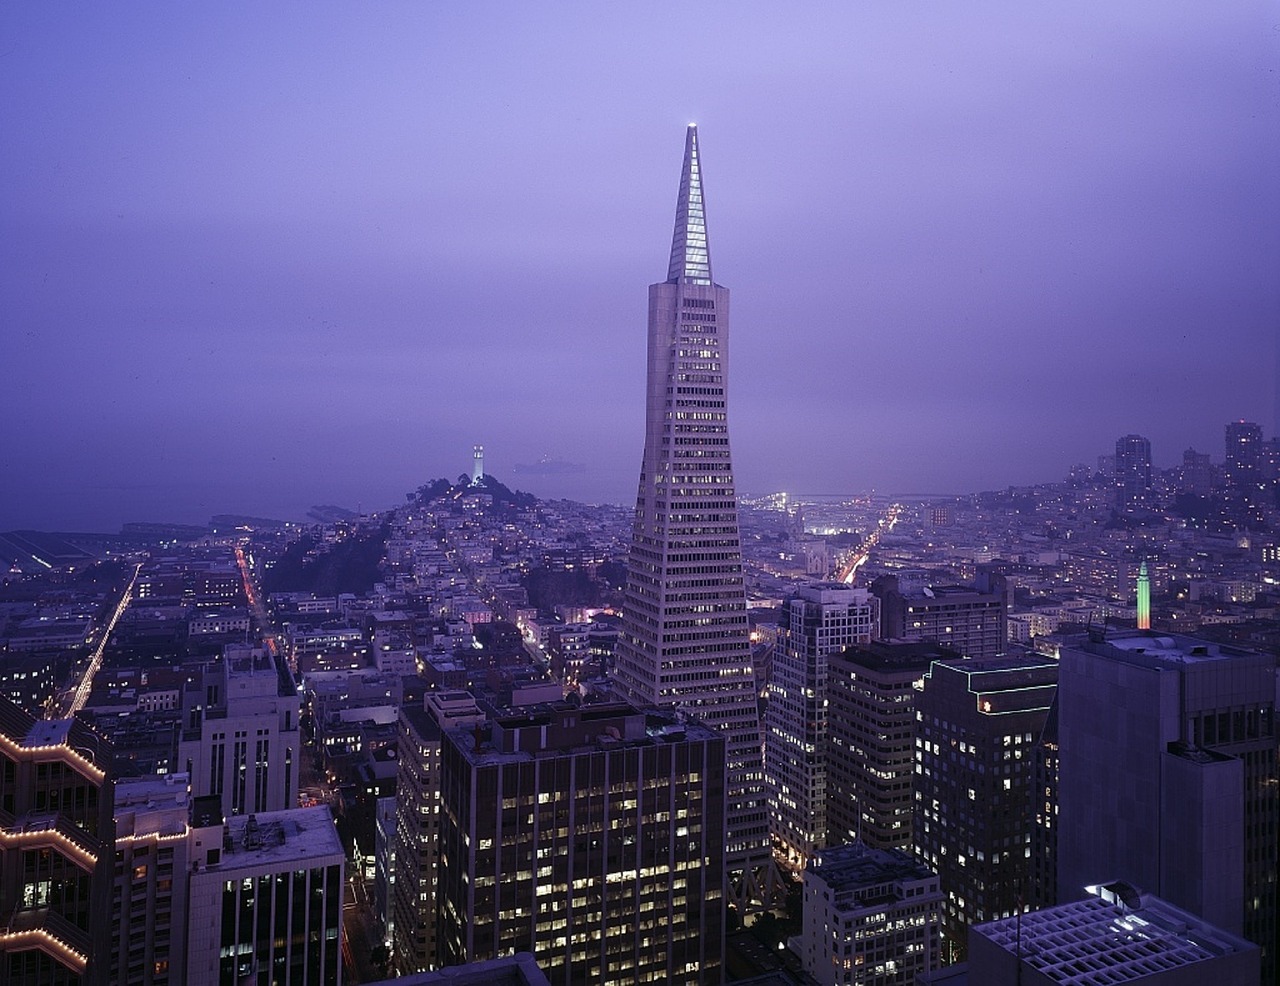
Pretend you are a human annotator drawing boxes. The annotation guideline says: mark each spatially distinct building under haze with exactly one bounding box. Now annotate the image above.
[612,124,770,909]
[1114,434,1153,507]
[1224,420,1262,490]
[1181,447,1213,496]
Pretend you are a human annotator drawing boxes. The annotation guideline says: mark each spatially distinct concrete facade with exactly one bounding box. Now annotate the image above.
[1056,630,1277,976]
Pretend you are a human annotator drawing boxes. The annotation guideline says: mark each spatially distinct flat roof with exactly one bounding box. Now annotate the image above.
[807,842,936,895]
[219,806,343,869]
[974,885,1257,984]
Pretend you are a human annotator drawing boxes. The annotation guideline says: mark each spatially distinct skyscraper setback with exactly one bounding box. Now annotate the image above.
[613,125,771,908]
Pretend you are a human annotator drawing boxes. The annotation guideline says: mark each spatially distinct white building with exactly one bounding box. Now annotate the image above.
[177,646,301,816]
[765,582,876,870]
[801,842,942,986]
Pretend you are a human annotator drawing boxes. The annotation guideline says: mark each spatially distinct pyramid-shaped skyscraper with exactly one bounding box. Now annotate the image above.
[613,125,771,911]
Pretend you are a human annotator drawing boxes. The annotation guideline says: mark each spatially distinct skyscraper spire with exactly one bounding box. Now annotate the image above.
[667,124,712,285]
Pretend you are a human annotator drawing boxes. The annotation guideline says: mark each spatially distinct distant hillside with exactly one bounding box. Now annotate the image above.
[409,475,537,511]
[262,522,390,596]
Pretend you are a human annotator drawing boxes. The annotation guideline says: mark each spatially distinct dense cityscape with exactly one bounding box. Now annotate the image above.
[2,118,1277,986]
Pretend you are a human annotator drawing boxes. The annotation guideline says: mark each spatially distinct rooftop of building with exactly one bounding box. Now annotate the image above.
[925,654,1058,715]
[790,581,867,602]
[399,698,444,744]
[806,841,937,898]
[1063,629,1271,671]
[0,694,111,769]
[115,773,191,838]
[114,772,191,811]
[216,806,344,870]
[362,952,551,986]
[834,639,962,674]
[450,702,720,765]
[973,881,1258,985]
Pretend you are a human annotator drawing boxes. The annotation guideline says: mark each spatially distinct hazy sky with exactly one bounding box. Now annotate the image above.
[4,3,1278,531]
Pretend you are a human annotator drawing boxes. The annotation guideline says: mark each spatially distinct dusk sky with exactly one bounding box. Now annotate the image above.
[4,3,1278,531]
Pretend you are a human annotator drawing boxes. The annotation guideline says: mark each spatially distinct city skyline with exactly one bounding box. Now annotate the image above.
[4,3,1278,532]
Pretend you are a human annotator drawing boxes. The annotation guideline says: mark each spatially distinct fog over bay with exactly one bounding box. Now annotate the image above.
[3,2,1277,530]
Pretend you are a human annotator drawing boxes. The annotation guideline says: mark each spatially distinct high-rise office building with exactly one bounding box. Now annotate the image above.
[1180,447,1213,495]
[765,582,876,871]
[612,125,770,908]
[1224,420,1262,490]
[0,695,113,985]
[176,645,301,816]
[1223,421,1266,525]
[392,690,486,975]
[913,655,1058,957]
[435,702,727,985]
[1027,701,1059,911]
[1056,630,1278,978]
[826,641,950,851]
[1114,434,1153,507]
[112,780,346,986]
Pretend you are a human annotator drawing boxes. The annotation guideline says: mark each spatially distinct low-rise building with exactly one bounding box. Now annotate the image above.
[799,841,942,986]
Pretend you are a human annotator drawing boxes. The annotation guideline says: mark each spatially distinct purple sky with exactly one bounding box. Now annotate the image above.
[4,3,1278,531]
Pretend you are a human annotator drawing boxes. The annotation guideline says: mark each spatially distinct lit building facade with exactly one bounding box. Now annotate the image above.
[800,842,942,986]
[826,641,946,851]
[436,703,726,985]
[392,690,485,975]
[764,582,876,870]
[0,696,113,986]
[110,774,193,986]
[612,125,770,908]
[872,575,1007,660]
[1135,560,1150,630]
[913,655,1058,956]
